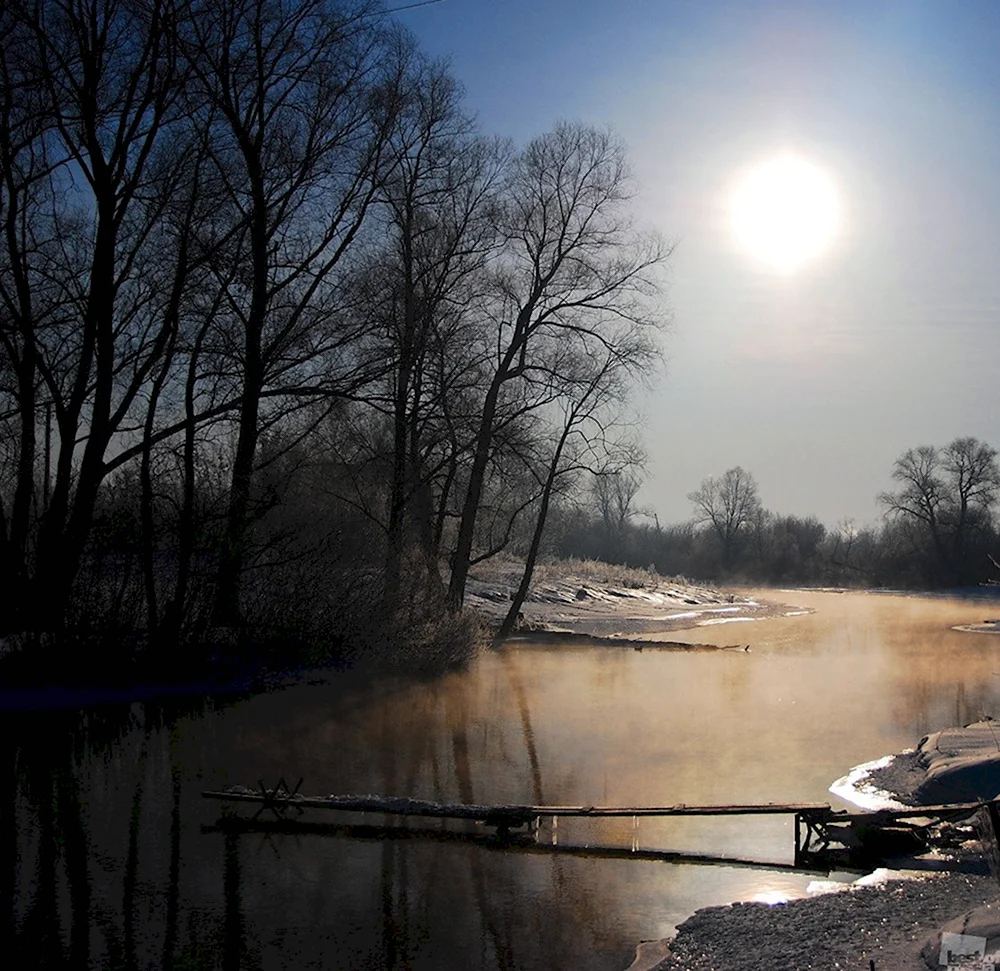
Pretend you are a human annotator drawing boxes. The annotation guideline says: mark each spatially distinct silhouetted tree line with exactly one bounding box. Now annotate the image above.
[0,0,669,672]
[553,438,1000,590]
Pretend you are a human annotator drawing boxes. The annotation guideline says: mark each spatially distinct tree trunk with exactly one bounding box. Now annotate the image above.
[212,164,268,627]
[447,377,502,609]
[383,222,417,607]
[165,324,209,645]
[448,310,531,609]
[212,352,262,628]
[496,425,570,641]
[34,189,118,628]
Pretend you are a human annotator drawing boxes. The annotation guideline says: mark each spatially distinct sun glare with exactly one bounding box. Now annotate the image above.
[730,155,839,272]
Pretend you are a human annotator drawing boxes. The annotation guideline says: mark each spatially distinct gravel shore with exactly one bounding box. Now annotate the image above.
[863,751,926,806]
[652,871,996,971]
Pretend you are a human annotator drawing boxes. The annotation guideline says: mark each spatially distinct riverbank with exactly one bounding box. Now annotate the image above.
[468,558,803,640]
[0,560,785,710]
[647,870,995,971]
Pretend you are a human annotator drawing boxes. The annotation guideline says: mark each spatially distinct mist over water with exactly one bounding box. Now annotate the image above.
[8,590,1000,970]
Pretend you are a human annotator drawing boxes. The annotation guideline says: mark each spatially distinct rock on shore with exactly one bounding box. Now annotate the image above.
[854,720,1000,808]
[913,721,1000,804]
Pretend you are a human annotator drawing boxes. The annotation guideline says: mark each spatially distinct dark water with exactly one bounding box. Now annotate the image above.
[8,589,1000,970]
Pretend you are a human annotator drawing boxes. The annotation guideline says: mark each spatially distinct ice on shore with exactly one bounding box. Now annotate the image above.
[829,753,912,810]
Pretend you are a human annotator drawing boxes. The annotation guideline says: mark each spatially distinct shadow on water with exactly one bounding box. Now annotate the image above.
[205,816,858,875]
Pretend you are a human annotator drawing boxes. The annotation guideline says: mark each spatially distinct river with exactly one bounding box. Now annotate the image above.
[7,589,1000,970]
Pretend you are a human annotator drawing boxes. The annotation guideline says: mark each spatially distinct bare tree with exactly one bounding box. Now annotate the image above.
[0,0,189,630]
[878,445,946,561]
[591,469,642,535]
[878,437,1000,583]
[749,506,774,567]
[828,517,876,583]
[943,437,1000,561]
[495,345,649,640]
[688,466,761,568]
[181,0,403,625]
[0,2,53,616]
[447,121,670,609]
[0,3,679,660]
[368,53,506,605]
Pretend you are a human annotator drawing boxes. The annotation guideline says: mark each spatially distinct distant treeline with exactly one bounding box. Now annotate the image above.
[550,437,1000,590]
[0,0,669,672]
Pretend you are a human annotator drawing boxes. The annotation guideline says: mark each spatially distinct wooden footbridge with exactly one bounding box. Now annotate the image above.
[202,780,1000,870]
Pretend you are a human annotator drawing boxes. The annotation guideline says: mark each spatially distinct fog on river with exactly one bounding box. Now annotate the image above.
[7,590,1000,971]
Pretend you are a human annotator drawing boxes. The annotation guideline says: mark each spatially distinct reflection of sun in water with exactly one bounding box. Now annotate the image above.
[730,155,839,273]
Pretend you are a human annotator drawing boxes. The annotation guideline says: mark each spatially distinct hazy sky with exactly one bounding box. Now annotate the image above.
[399,0,1000,528]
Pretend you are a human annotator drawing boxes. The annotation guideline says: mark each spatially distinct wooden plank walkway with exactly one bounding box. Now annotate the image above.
[201,787,984,823]
[202,788,831,820]
[202,783,994,868]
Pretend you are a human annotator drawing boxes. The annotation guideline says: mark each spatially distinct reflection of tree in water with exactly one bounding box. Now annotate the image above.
[123,725,149,970]
[163,723,182,971]
[1,729,15,949]
[502,653,544,806]
[6,699,235,971]
[360,661,627,970]
[880,617,1000,736]
[368,678,515,969]
[223,830,245,971]
[436,656,633,969]
[8,672,645,971]
[8,710,94,968]
[496,655,654,968]
[447,686,513,971]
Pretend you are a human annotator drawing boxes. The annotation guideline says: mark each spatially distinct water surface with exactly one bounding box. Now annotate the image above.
[9,589,1000,970]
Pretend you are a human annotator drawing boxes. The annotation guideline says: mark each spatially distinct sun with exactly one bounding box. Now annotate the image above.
[729,154,839,273]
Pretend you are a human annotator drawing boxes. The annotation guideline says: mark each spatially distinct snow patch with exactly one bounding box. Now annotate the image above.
[828,752,913,811]
[806,879,853,896]
[805,867,930,899]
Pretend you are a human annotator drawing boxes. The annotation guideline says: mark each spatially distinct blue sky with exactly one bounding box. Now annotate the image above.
[397,1,1000,527]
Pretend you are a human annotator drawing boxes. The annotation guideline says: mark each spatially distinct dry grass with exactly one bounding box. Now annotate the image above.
[468,555,717,598]
[532,557,663,589]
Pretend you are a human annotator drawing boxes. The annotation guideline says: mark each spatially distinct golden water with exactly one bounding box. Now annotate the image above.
[9,590,1000,970]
